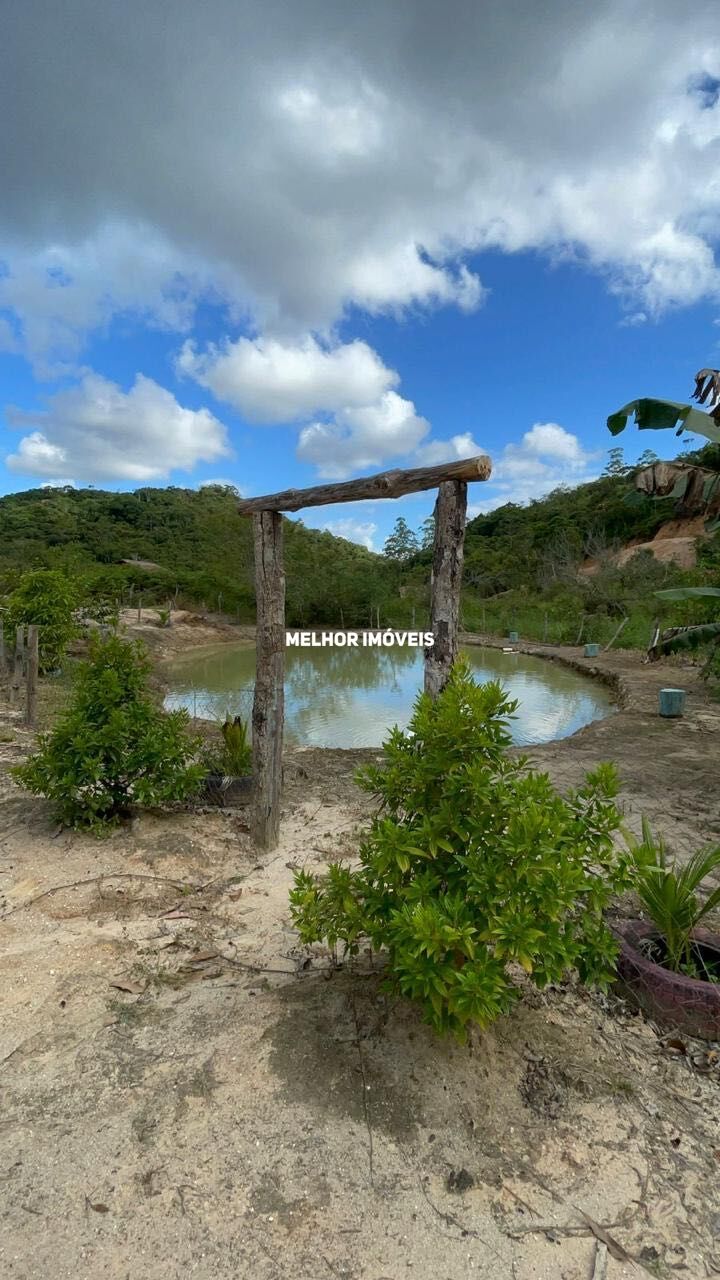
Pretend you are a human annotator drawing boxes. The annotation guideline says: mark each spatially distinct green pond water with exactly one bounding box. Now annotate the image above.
[164,643,614,748]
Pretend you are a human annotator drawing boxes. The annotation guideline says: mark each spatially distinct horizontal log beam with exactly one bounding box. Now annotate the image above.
[236,455,491,514]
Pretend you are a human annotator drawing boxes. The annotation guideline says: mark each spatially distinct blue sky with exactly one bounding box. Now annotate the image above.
[2,2,720,552]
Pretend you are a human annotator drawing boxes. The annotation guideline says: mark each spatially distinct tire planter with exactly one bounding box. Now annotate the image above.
[613,919,720,1041]
[203,773,253,807]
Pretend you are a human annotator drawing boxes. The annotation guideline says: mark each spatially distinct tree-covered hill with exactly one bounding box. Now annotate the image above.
[1,443,719,644]
[0,483,393,626]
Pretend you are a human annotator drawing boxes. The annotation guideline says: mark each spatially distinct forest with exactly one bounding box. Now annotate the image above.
[0,443,719,646]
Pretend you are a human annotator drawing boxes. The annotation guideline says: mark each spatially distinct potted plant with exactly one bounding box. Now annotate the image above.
[202,714,253,807]
[614,820,720,1039]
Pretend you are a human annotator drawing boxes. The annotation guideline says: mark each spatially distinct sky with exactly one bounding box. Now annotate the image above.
[1,1,720,552]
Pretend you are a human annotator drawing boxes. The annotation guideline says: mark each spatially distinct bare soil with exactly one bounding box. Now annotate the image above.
[1,634,719,1279]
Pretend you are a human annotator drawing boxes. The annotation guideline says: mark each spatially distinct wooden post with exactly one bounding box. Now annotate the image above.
[11,625,25,706]
[251,511,285,850]
[424,480,467,698]
[0,617,4,672]
[25,625,39,727]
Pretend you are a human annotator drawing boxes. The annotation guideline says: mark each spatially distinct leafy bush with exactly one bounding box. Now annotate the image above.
[81,593,121,628]
[4,569,79,671]
[13,634,204,830]
[290,662,633,1039]
[630,819,720,977]
[203,715,252,776]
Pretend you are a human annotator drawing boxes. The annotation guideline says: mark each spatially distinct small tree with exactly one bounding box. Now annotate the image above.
[383,517,419,562]
[419,514,436,551]
[603,447,630,478]
[290,662,634,1039]
[13,634,204,830]
[5,569,79,671]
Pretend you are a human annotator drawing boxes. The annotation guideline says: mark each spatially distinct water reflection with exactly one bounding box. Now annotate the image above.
[164,642,614,748]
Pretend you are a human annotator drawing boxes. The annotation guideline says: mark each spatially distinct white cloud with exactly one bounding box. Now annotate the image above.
[510,422,587,466]
[415,432,483,466]
[296,391,429,479]
[0,224,219,376]
[3,3,720,365]
[320,516,378,551]
[466,422,599,515]
[177,334,397,422]
[5,373,231,482]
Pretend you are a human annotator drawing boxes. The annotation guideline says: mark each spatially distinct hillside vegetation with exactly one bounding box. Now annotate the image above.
[0,483,393,626]
[1,444,719,649]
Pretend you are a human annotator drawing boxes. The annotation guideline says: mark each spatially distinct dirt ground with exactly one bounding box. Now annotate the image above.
[1,634,719,1280]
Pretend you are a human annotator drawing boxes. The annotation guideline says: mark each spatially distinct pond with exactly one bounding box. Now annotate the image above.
[163,642,615,748]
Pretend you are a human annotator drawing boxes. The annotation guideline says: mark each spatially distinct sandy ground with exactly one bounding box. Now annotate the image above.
[1,634,720,1280]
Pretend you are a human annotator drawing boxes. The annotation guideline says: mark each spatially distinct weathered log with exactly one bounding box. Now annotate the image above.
[251,511,285,850]
[237,456,491,514]
[25,625,39,728]
[424,481,467,698]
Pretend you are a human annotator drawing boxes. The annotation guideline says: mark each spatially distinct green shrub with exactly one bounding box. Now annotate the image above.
[290,661,633,1039]
[82,594,121,628]
[13,634,204,830]
[4,569,79,671]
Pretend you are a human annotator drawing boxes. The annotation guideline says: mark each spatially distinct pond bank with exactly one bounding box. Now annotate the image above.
[136,609,719,859]
[1,636,720,1278]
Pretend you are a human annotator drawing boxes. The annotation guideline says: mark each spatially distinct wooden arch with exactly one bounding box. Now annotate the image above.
[237,455,492,848]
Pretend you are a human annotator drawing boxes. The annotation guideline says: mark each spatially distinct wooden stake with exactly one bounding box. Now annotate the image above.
[25,625,39,728]
[424,481,467,698]
[604,615,629,652]
[11,625,25,706]
[251,511,285,850]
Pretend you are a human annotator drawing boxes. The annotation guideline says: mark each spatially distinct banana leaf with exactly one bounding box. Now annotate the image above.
[649,621,720,659]
[655,587,720,601]
[607,398,720,442]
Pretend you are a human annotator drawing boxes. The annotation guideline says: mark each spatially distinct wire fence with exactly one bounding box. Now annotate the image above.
[163,685,255,725]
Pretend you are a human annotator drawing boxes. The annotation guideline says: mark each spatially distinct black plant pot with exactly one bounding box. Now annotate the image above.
[613,919,720,1041]
[203,773,253,807]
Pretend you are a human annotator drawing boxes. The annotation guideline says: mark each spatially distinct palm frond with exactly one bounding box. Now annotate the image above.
[675,845,720,897]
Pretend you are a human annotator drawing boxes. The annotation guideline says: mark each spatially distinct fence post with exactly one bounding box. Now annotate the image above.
[604,616,629,652]
[11,625,25,706]
[25,625,39,727]
[0,617,4,671]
